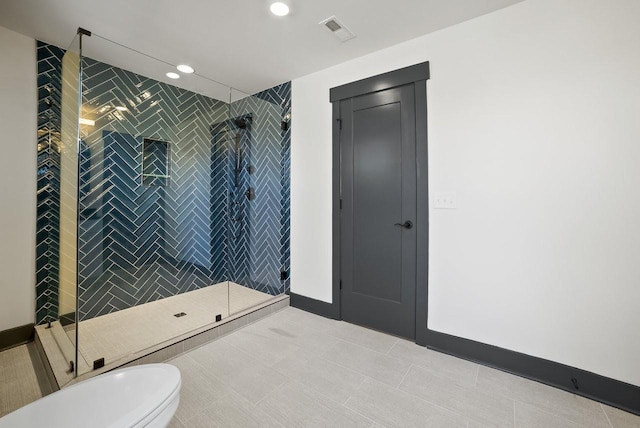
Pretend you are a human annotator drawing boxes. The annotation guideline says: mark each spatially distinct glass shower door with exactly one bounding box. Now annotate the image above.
[227,86,291,315]
[74,33,233,373]
[57,31,83,382]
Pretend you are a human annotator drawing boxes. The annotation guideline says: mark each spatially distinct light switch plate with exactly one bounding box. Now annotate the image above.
[434,192,457,209]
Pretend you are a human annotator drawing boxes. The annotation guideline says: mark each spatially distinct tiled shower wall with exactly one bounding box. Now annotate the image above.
[35,41,291,323]
[228,83,291,296]
[77,57,229,320]
[36,42,64,324]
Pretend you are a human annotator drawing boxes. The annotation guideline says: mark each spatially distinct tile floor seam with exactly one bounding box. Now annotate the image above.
[385,340,400,356]
[194,387,287,428]
[513,399,517,428]
[600,403,614,428]
[387,338,401,354]
[279,365,361,408]
[175,409,196,427]
[476,367,554,401]
[364,374,473,425]
[395,363,414,389]
[212,336,286,372]
[341,396,384,427]
[514,399,592,428]
[254,378,291,407]
[295,315,397,354]
[316,345,394,386]
[400,373,517,427]
[342,377,367,405]
[261,378,375,427]
[332,337,407,360]
[181,353,266,401]
[340,400,377,427]
[196,365,268,406]
[343,396,354,408]
[474,365,480,387]
[477,368,617,428]
[231,328,308,357]
[279,310,337,336]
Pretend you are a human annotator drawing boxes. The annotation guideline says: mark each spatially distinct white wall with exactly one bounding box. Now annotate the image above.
[291,0,640,386]
[0,26,37,331]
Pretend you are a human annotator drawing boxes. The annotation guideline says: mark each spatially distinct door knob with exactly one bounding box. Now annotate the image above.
[394,220,413,229]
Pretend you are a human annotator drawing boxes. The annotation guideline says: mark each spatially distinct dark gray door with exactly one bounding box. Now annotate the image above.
[340,84,417,339]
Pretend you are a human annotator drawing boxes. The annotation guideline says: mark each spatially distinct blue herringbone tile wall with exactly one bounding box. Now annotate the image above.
[35,42,291,322]
[36,42,64,324]
[229,83,291,296]
[77,57,230,320]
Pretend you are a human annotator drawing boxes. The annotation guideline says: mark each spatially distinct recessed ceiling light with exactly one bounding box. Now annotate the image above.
[177,64,195,74]
[166,72,180,79]
[270,2,290,16]
[115,106,128,111]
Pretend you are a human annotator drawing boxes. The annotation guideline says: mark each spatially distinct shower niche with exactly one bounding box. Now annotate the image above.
[142,138,170,187]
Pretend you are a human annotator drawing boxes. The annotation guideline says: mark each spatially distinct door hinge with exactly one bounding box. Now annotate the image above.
[339,280,342,290]
[339,199,342,209]
[336,118,342,130]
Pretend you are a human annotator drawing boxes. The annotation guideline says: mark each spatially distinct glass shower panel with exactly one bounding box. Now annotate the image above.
[75,34,232,373]
[227,86,291,315]
[56,32,82,382]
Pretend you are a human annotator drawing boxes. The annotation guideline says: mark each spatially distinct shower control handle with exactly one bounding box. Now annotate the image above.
[394,221,413,229]
[245,187,255,201]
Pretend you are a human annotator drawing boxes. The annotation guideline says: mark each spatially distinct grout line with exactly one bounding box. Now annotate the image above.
[396,363,413,389]
[176,413,192,427]
[341,391,379,427]
[287,308,396,352]
[513,399,517,428]
[340,361,469,425]
[341,377,367,406]
[385,340,399,356]
[254,379,290,407]
[342,399,377,426]
[385,338,400,355]
[474,365,480,387]
[335,337,406,360]
[600,402,614,428]
[315,340,396,384]
[514,400,586,428]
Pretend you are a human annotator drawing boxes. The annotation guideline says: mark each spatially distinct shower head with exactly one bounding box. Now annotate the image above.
[234,118,247,129]
[233,114,253,129]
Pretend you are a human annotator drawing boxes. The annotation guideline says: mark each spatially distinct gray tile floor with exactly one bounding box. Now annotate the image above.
[167,307,640,428]
[2,306,639,427]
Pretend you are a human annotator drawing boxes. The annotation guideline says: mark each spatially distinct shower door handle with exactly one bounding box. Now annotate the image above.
[394,221,413,229]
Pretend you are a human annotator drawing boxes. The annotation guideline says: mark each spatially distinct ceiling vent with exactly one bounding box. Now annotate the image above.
[319,16,356,43]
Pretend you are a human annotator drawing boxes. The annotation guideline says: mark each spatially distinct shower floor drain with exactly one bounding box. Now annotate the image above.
[174,312,187,318]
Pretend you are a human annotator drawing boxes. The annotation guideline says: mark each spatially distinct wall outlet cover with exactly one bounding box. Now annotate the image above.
[434,192,457,209]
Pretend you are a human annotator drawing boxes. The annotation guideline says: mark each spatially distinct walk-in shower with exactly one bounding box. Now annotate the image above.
[34,29,291,386]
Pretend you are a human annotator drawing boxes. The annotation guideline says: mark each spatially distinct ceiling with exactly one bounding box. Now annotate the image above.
[0,0,524,100]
